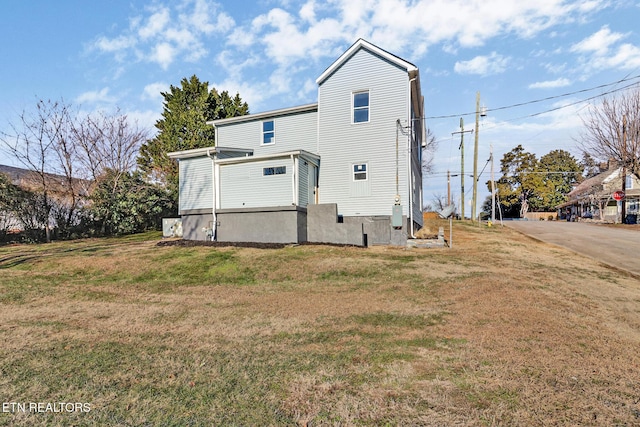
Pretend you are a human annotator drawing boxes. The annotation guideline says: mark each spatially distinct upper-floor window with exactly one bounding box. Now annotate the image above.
[262,120,275,145]
[353,91,369,123]
[353,163,368,181]
[626,175,634,189]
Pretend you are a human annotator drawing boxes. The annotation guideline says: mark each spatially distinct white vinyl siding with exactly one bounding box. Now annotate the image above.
[318,47,410,216]
[178,157,212,212]
[217,111,317,156]
[219,158,294,209]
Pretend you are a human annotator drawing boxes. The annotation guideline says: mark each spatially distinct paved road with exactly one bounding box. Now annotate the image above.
[504,221,640,276]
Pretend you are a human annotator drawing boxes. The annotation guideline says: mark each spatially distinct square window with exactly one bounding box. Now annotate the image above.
[353,163,367,181]
[262,120,275,144]
[353,91,369,123]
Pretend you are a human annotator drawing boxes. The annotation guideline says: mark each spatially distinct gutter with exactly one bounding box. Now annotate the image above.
[207,148,217,241]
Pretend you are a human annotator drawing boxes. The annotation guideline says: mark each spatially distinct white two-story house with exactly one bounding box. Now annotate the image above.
[168,39,425,245]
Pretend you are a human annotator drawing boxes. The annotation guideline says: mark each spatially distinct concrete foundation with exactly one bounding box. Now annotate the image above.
[307,204,366,246]
[180,212,214,241]
[180,203,408,246]
[307,204,407,246]
[216,206,307,244]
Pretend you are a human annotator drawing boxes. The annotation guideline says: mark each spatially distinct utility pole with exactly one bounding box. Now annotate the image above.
[452,118,473,219]
[447,170,451,206]
[472,92,480,222]
[490,144,495,224]
[622,114,627,224]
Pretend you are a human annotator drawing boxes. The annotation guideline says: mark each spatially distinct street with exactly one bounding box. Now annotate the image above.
[504,221,640,277]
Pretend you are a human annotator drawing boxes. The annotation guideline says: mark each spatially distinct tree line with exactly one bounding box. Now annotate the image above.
[483,146,583,217]
[484,87,640,218]
[0,75,249,242]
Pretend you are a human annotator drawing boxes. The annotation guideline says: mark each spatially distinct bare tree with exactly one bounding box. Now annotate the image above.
[0,99,148,241]
[422,127,438,175]
[579,88,640,179]
[72,109,145,180]
[0,99,75,241]
[430,193,450,211]
[71,109,147,196]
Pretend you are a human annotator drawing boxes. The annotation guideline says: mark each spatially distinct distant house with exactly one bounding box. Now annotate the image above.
[557,161,640,223]
[169,39,425,245]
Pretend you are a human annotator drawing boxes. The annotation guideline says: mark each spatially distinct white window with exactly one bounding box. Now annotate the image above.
[263,166,286,176]
[353,91,369,123]
[353,163,368,181]
[262,120,275,145]
[625,175,633,189]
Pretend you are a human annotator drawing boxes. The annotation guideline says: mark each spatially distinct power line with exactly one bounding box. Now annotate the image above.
[425,73,640,120]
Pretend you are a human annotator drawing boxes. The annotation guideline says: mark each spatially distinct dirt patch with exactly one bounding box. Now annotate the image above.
[157,239,287,249]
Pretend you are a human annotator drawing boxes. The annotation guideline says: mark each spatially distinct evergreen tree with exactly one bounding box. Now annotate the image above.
[138,75,249,197]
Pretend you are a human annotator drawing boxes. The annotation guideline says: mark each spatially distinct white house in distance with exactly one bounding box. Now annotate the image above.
[168,39,425,246]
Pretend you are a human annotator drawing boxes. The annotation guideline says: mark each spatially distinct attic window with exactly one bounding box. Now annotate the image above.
[262,120,275,145]
[353,91,369,123]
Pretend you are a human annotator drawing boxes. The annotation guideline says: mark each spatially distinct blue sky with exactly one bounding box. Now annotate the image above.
[2,0,640,213]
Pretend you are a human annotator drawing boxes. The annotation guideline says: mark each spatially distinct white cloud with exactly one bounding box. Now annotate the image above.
[138,7,170,40]
[142,82,168,102]
[529,78,571,89]
[300,0,317,23]
[211,78,266,111]
[75,88,116,105]
[219,0,609,90]
[571,26,625,55]
[454,52,510,76]
[570,25,640,73]
[93,35,135,52]
[150,43,175,69]
[91,0,234,70]
[126,109,161,134]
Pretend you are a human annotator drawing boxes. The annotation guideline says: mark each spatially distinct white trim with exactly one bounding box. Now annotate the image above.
[316,39,417,85]
[168,146,253,159]
[208,103,317,126]
[352,163,369,182]
[216,150,320,166]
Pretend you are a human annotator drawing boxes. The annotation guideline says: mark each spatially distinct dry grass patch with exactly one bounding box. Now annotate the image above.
[1,226,639,425]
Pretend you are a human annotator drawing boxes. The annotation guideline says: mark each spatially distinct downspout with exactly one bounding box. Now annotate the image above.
[408,76,417,238]
[291,154,297,206]
[206,148,217,241]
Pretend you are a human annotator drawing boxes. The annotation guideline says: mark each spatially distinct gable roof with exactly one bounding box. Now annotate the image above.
[316,39,418,85]
[569,168,619,197]
[209,103,318,127]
